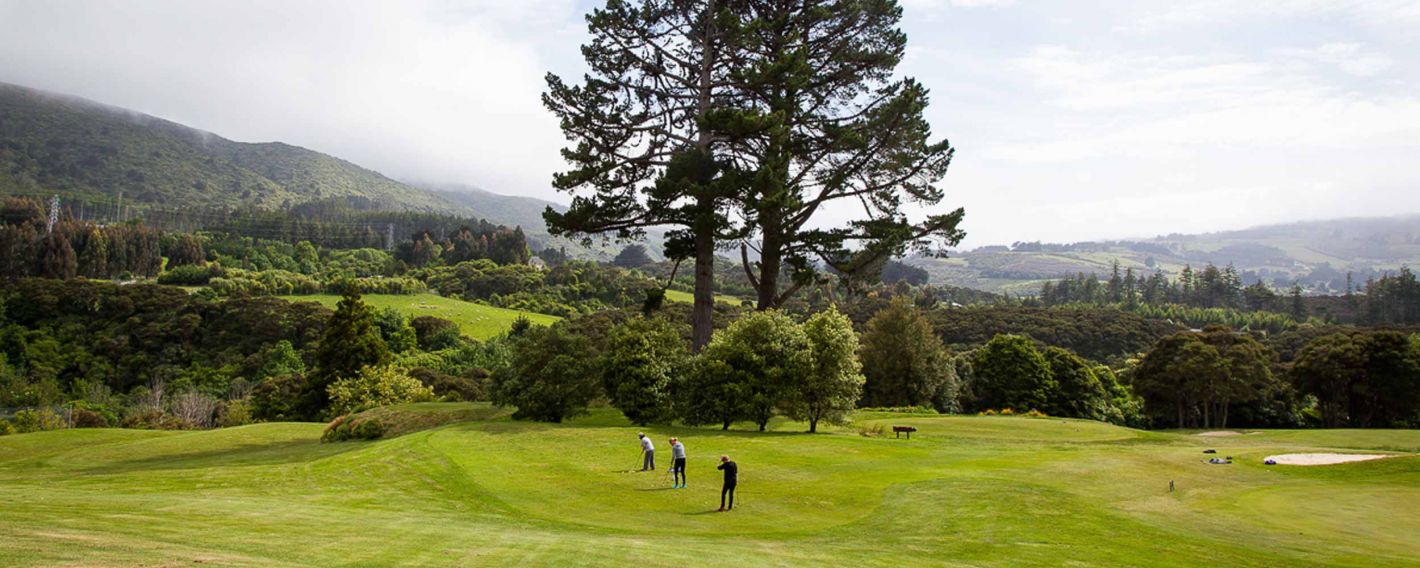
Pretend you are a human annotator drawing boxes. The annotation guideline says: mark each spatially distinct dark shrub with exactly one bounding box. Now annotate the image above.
[250,374,308,421]
[411,316,462,351]
[409,367,484,401]
[121,408,190,430]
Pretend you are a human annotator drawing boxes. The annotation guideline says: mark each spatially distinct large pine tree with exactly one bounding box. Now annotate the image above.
[726,0,963,308]
[543,0,745,350]
[303,290,390,418]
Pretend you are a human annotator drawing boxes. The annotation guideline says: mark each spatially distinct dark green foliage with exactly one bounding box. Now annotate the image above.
[1,279,327,399]
[787,307,865,433]
[304,291,389,419]
[601,317,689,425]
[1362,268,1420,325]
[1293,330,1420,428]
[1040,347,1108,420]
[880,261,930,286]
[687,310,812,431]
[419,259,657,317]
[970,335,1055,413]
[612,245,653,269]
[250,374,308,421]
[490,323,601,422]
[408,367,485,402]
[924,305,1181,362]
[1133,328,1280,428]
[859,299,952,409]
[373,308,417,354]
[157,263,221,286]
[410,316,462,351]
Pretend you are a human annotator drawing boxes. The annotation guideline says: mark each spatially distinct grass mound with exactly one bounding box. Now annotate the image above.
[325,402,511,442]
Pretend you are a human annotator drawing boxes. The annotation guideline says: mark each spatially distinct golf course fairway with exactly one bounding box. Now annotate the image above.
[2,405,1417,567]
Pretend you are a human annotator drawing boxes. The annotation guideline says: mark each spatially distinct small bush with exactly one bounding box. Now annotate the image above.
[11,408,67,433]
[327,366,435,416]
[67,401,118,428]
[1000,408,1015,416]
[0,420,13,436]
[70,408,109,428]
[218,399,254,428]
[321,414,386,442]
[857,423,886,437]
[1025,409,1048,418]
[980,409,997,416]
[408,367,484,401]
[121,408,190,430]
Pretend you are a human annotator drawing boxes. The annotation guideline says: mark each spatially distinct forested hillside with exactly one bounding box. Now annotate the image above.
[0,82,454,211]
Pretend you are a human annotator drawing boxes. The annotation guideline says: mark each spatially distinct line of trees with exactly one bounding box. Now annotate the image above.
[1040,261,1420,326]
[1129,326,1420,429]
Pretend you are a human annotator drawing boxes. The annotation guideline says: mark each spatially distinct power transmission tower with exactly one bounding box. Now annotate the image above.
[46,195,60,234]
[386,223,395,251]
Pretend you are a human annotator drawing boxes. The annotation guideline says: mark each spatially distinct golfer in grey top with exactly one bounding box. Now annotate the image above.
[670,437,687,488]
[639,433,655,471]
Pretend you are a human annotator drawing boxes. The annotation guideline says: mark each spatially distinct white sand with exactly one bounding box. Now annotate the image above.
[1264,453,1395,466]
[1197,431,1249,437]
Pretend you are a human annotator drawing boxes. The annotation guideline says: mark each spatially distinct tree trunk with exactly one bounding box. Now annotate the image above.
[757,228,781,310]
[1177,399,1184,429]
[689,0,717,350]
[691,229,714,351]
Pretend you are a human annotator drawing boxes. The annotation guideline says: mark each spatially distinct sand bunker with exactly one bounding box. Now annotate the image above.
[1264,453,1395,466]
[1197,431,1252,437]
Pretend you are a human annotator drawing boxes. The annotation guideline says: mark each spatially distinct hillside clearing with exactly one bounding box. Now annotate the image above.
[278,293,559,340]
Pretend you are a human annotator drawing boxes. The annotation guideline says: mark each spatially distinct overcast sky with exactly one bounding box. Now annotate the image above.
[2,0,1418,247]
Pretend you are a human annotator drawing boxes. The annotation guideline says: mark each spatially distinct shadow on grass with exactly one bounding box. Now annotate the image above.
[79,438,360,474]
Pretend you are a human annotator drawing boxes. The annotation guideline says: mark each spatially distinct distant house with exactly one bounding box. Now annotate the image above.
[528,257,547,271]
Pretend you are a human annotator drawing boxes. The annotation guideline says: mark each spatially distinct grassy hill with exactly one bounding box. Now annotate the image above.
[1,405,1416,566]
[278,293,559,340]
[910,215,1420,296]
[0,82,455,212]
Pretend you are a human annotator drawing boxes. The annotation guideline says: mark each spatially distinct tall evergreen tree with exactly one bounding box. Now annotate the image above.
[304,290,390,419]
[727,0,963,309]
[859,298,951,408]
[543,0,745,350]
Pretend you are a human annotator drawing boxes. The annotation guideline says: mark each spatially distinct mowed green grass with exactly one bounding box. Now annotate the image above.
[279,293,560,339]
[2,407,1418,567]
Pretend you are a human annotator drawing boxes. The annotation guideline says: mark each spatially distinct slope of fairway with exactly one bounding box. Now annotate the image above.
[1,407,1417,567]
[279,293,559,339]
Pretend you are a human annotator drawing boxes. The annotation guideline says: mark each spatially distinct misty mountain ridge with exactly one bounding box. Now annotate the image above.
[4,80,1414,288]
[0,81,459,212]
[913,214,1420,296]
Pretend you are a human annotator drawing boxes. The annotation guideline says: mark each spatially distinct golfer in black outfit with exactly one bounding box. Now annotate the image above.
[717,455,738,512]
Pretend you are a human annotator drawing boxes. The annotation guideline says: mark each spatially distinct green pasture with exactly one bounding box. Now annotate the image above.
[1,405,1417,566]
[278,293,560,340]
[663,289,746,307]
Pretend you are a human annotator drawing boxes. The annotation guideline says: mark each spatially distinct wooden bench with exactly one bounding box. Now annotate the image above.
[893,425,918,439]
